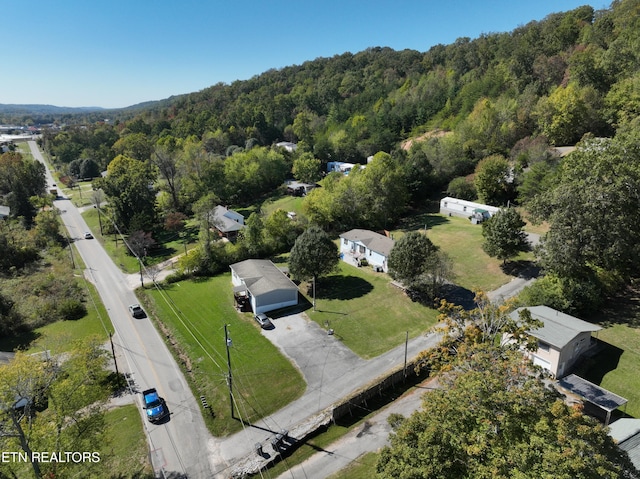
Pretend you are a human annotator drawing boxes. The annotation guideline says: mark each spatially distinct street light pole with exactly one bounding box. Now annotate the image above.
[224,324,234,418]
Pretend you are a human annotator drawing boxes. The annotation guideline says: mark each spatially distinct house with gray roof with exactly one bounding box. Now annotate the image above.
[509,305,602,378]
[230,259,298,314]
[211,205,245,241]
[339,229,395,273]
[609,418,640,470]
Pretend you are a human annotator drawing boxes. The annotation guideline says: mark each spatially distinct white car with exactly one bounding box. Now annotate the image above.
[84,232,94,239]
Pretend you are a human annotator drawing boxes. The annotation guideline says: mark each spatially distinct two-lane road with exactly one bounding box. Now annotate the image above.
[28,141,213,478]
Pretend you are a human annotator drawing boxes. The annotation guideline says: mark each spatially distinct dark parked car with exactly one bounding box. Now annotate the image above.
[129,304,146,318]
[254,313,274,329]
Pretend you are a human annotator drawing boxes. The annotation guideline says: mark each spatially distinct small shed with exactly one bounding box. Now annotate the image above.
[558,374,627,426]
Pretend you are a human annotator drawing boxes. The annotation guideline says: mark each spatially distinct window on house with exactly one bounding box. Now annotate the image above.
[463,206,467,212]
[538,341,550,352]
[359,245,366,254]
[343,238,348,245]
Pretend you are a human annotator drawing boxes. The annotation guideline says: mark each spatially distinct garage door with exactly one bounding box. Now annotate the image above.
[532,355,551,372]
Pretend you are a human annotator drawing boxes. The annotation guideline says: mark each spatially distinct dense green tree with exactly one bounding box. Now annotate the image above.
[473,154,512,206]
[387,231,439,294]
[94,155,157,232]
[0,340,110,479]
[530,134,640,280]
[533,82,605,145]
[355,152,409,229]
[223,147,288,203]
[446,176,476,200]
[481,207,529,264]
[292,152,322,183]
[152,142,182,211]
[288,225,339,283]
[0,151,46,225]
[111,132,153,161]
[263,209,300,252]
[378,345,638,479]
[239,212,265,256]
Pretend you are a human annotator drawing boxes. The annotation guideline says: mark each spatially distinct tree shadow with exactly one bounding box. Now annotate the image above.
[572,339,624,385]
[398,211,450,232]
[500,260,540,279]
[436,284,477,310]
[316,276,373,300]
[0,329,41,353]
[588,282,640,329]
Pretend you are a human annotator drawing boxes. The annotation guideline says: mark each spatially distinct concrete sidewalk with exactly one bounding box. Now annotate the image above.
[276,377,440,479]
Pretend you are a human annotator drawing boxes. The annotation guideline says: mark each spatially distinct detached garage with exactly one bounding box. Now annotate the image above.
[229,259,299,314]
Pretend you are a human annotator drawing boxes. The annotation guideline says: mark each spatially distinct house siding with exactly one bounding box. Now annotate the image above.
[339,229,394,273]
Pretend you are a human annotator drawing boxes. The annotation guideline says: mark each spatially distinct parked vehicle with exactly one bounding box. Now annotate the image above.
[142,388,168,422]
[254,313,274,329]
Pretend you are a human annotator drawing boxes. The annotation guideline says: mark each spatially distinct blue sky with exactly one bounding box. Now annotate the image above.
[2,0,603,109]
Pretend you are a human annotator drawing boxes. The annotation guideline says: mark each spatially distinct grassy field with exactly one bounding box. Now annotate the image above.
[576,323,640,419]
[403,213,534,292]
[98,404,153,478]
[327,452,378,479]
[25,275,114,355]
[306,262,439,358]
[261,194,306,218]
[141,274,306,437]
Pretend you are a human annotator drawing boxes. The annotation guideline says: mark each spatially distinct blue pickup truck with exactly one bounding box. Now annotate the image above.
[142,388,169,423]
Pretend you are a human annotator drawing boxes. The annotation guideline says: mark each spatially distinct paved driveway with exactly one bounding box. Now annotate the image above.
[211,312,441,476]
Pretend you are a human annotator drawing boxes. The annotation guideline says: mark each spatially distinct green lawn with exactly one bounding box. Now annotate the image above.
[141,274,305,436]
[328,452,378,479]
[578,324,640,419]
[25,275,114,355]
[261,194,306,217]
[98,404,153,478]
[400,213,534,292]
[307,262,439,358]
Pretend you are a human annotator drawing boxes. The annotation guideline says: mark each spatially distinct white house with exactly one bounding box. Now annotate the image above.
[509,306,602,378]
[439,197,501,223]
[275,141,297,153]
[339,229,395,272]
[229,259,299,314]
[211,205,245,240]
[327,161,364,175]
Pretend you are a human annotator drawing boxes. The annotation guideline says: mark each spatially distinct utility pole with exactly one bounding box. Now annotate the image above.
[403,331,408,379]
[312,276,316,312]
[109,332,119,376]
[224,324,234,418]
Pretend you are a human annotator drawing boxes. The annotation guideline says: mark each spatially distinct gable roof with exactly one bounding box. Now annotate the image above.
[510,306,602,349]
[230,259,298,296]
[212,205,244,233]
[340,229,395,257]
[609,418,640,471]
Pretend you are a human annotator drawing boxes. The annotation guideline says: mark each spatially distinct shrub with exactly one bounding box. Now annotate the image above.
[59,299,87,320]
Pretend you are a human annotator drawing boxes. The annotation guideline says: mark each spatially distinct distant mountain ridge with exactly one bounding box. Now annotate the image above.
[0,104,105,115]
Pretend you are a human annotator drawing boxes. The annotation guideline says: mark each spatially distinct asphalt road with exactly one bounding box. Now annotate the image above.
[29,141,213,479]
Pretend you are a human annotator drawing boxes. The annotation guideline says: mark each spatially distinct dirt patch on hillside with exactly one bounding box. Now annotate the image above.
[401,129,450,151]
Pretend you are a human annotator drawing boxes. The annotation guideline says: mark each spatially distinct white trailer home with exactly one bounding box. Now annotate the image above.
[439,197,501,223]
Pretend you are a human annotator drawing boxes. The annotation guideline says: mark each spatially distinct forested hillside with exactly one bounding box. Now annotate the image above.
[44,1,640,176]
[29,0,640,313]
